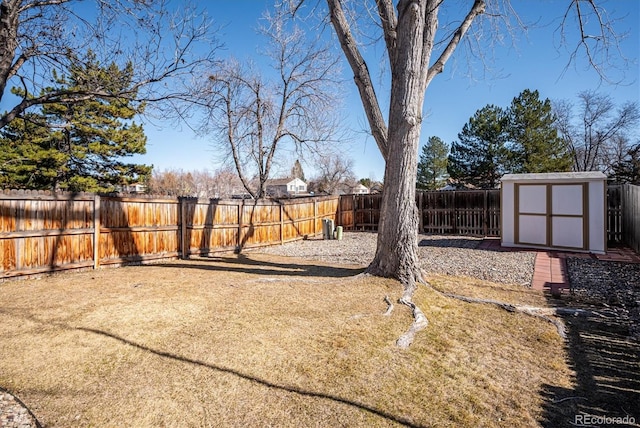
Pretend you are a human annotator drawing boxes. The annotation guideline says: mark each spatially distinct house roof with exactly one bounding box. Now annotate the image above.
[265,177,306,186]
[501,172,607,182]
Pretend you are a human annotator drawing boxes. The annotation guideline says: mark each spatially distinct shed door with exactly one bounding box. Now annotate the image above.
[515,183,588,250]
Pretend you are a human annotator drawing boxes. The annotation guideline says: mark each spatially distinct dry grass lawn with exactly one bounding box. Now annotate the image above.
[0,255,574,427]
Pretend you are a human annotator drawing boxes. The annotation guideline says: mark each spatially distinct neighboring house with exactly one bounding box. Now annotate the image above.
[334,182,370,195]
[121,183,146,194]
[351,183,370,194]
[265,177,307,197]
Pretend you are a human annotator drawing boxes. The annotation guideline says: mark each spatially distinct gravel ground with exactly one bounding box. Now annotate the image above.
[0,391,39,428]
[255,232,536,286]
[566,257,640,339]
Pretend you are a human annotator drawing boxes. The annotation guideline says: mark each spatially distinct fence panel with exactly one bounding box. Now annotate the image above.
[607,185,623,245]
[622,184,640,253]
[1,191,341,278]
[342,190,501,236]
[0,190,96,277]
[99,196,180,265]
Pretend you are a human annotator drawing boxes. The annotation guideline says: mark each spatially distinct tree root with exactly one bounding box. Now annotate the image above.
[396,296,429,349]
[436,291,607,340]
[382,295,394,316]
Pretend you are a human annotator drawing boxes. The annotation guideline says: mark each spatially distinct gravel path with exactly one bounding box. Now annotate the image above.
[255,232,536,286]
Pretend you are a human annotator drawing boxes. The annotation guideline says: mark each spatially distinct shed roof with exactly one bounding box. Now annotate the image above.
[501,172,606,182]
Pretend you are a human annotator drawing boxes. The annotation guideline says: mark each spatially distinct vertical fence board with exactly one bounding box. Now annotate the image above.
[621,184,640,253]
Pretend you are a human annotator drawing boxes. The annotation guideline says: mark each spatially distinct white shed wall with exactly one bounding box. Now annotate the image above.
[501,172,606,254]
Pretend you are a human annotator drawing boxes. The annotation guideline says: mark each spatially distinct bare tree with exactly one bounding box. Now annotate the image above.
[0,0,219,130]
[199,6,342,199]
[554,91,639,173]
[311,154,356,194]
[148,167,244,198]
[148,168,196,197]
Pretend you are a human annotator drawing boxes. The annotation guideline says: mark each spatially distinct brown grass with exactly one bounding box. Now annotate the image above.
[0,255,573,427]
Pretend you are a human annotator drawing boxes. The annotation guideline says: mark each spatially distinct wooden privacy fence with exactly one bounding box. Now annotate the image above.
[620,184,640,253]
[0,190,339,278]
[338,187,625,244]
[337,190,501,236]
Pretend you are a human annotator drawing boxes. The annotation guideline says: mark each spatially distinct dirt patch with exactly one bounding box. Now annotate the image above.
[0,254,572,427]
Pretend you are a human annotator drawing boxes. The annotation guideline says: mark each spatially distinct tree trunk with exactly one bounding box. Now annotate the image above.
[366,111,423,296]
[364,0,428,296]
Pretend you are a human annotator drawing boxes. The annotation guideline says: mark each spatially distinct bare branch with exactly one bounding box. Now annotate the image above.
[425,0,485,88]
[327,0,388,159]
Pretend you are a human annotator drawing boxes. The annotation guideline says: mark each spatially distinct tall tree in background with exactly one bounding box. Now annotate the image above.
[611,143,640,184]
[507,89,572,173]
[417,136,448,190]
[0,55,150,192]
[291,159,306,181]
[554,91,639,173]
[448,105,509,189]
[201,6,341,199]
[0,0,217,131]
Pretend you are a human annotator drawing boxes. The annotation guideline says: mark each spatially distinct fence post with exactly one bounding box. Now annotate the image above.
[280,202,285,244]
[314,198,319,235]
[483,190,488,236]
[333,196,338,229]
[180,197,188,259]
[93,194,100,269]
[238,199,244,250]
[352,194,357,230]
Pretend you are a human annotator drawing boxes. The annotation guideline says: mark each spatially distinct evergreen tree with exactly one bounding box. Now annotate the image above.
[447,105,509,189]
[507,89,571,173]
[417,136,449,190]
[290,159,305,181]
[0,54,151,192]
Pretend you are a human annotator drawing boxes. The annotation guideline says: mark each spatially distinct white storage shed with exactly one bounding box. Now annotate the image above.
[501,172,607,254]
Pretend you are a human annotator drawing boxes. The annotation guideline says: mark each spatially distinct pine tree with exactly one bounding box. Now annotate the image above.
[290,159,305,181]
[447,105,509,189]
[507,89,571,173]
[417,136,449,190]
[0,53,151,192]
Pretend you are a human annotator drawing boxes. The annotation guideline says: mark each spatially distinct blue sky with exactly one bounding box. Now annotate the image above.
[4,1,639,182]
[139,0,638,181]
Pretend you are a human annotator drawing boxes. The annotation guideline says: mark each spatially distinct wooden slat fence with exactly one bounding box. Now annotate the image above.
[607,185,624,245]
[0,190,339,278]
[1,186,633,279]
[338,187,623,243]
[621,184,640,253]
[338,190,501,236]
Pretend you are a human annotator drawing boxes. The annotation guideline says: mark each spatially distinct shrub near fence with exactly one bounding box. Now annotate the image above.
[0,190,339,278]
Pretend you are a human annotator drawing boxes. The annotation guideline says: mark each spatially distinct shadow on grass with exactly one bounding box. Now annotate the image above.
[538,302,640,427]
[77,327,424,428]
[151,254,364,279]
